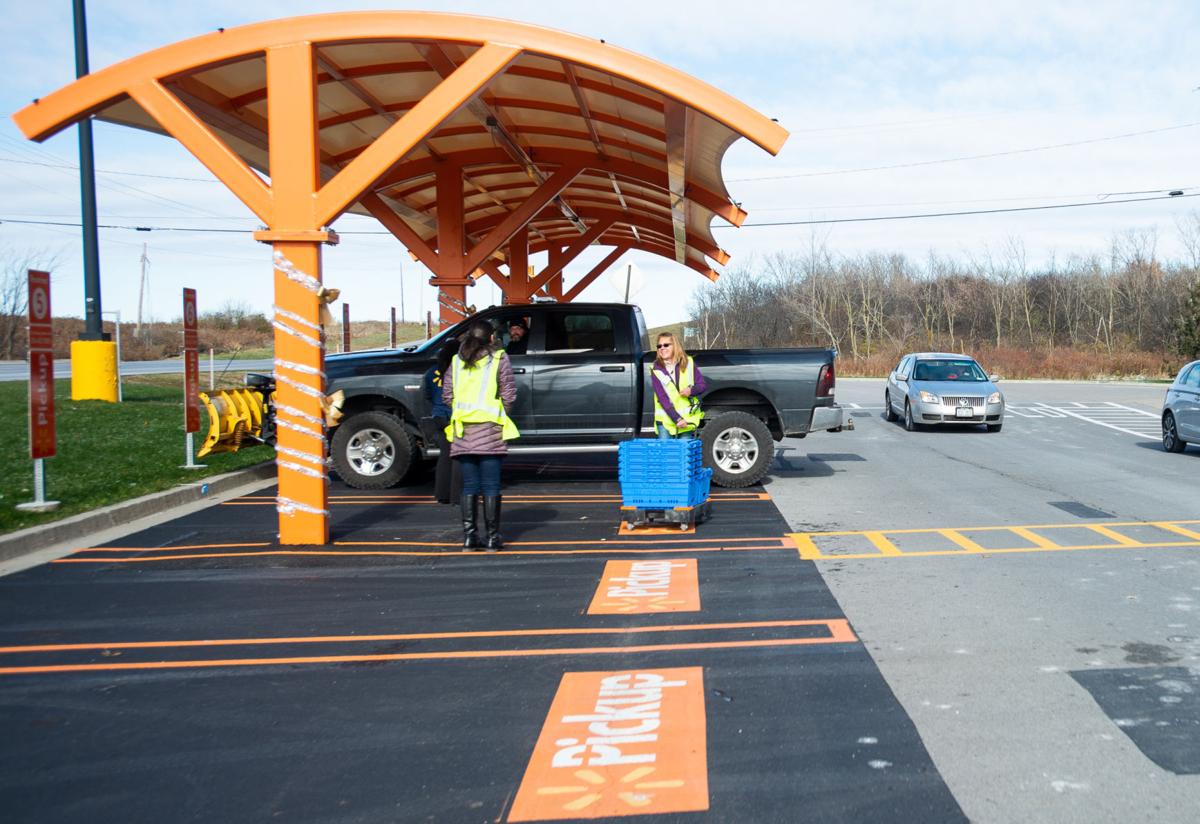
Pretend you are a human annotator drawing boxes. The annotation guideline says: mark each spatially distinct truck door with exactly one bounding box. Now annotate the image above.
[531,308,635,438]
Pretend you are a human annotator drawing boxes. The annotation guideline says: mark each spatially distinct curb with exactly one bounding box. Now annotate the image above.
[0,462,278,565]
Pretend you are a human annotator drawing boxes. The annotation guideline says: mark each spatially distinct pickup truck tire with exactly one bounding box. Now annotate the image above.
[330,411,415,489]
[702,411,774,488]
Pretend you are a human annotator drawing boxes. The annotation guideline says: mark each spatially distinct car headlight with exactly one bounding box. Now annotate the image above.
[919,390,940,404]
[988,391,1001,404]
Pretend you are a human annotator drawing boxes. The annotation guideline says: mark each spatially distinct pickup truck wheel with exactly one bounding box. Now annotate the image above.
[330,411,414,489]
[702,411,774,488]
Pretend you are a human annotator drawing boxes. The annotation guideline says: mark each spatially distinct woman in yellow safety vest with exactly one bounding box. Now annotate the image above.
[443,320,519,551]
[651,332,706,439]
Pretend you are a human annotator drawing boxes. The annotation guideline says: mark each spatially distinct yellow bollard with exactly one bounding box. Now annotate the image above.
[70,340,118,402]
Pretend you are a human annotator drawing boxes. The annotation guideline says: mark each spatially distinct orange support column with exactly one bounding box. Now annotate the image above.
[269,242,330,545]
[433,163,473,328]
[506,226,531,304]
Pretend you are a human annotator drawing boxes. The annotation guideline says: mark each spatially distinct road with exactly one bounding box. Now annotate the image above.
[0,358,275,381]
[767,378,1199,823]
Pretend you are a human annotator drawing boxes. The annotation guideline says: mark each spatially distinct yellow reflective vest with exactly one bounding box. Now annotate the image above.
[652,358,704,436]
[445,353,520,442]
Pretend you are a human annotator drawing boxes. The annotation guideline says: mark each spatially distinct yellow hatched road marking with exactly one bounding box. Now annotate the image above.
[1085,524,1141,546]
[864,531,901,556]
[940,529,987,552]
[1009,526,1061,550]
[1157,522,1200,541]
[792,533,821,560]
[788,519,1200,560]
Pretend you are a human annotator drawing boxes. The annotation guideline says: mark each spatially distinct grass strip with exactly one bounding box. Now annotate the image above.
[1,375,273,534]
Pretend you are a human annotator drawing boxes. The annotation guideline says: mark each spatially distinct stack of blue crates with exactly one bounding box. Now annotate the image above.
[618,439,713,509]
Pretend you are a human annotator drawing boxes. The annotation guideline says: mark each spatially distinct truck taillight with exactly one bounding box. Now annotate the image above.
[817,363,835,397]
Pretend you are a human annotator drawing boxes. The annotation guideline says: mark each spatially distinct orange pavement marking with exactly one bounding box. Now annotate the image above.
[0,619,832,654]
[0,620,856,676]
[588,560,700,615]
[53,545,791,564]
[508,668,708,821]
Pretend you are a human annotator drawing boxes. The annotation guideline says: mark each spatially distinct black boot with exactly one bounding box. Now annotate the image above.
[484,495,503,552]
[461,494,481,550]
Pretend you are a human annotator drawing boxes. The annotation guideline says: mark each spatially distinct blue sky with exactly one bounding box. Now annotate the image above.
[2,1,1198,330]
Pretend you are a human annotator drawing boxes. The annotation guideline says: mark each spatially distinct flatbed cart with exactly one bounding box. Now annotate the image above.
[617,439,713,533]
[620,498,713,532]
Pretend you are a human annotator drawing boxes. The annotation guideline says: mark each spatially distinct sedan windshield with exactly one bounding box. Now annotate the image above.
[913,360,988,382]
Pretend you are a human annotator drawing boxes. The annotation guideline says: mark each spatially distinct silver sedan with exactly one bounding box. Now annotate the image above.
[885,352,1005,432]
[1161,359,1200,453]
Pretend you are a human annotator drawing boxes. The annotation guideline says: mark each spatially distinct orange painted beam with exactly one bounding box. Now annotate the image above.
[527,217,615,294]
[505,225,531,304]
[270,243,329,545]
[358,192,440,273]
[127,80,273,223]
[563,244,630,302]
[267,43,320,227]
[462,163,581,275]
[315,42,520,226]
[376,148,748,227]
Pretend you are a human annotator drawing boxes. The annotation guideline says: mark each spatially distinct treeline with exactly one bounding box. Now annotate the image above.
[687,230,1200,378]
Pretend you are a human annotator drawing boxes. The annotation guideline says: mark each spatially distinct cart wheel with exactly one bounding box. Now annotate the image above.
[679,522,688,531]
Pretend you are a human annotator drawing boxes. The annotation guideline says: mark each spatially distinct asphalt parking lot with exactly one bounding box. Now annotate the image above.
[0,454,963,823]
[1,379,1197,823]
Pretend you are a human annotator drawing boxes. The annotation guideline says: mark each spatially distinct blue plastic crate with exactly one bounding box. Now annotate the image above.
[618,440,710,508]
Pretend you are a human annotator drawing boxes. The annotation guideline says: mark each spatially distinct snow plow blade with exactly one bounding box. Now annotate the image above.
[197,389,269,458]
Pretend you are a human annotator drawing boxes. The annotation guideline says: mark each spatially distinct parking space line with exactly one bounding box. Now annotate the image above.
[0,618,828,655]
[0,619,858,677]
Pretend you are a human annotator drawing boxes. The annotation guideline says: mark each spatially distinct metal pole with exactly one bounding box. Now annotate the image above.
[209,348,215,390]
[389,307,396,348]
[72,0,107,341]
[623,263,632,303]
[182,432,204,469]
[16,459,60,513]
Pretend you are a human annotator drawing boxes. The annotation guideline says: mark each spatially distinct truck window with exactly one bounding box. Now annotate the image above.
[545,312,616,353]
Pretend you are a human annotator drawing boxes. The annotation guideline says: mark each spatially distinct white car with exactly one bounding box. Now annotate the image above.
[1162,359,1200,453]
[885,352,1005,432]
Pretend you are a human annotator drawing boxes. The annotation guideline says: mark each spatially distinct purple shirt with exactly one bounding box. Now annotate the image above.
[652,360,707,424]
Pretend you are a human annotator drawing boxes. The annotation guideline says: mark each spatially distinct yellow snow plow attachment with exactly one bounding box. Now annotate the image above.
[197,389,268,458]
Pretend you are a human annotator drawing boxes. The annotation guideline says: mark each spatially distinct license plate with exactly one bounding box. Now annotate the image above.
[955,407,974,418]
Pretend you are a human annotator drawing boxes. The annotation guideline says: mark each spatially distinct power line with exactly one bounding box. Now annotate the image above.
[729,121,1200,182]
[0,154,219,183]
[2,192,1196,236]
[751,186,1198,213]
[715,192,1200,228]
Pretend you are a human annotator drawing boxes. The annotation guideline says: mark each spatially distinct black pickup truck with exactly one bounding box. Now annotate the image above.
[321,302,846,489]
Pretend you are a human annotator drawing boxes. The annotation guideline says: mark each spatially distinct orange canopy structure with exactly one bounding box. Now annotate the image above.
[13,11,788,544]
